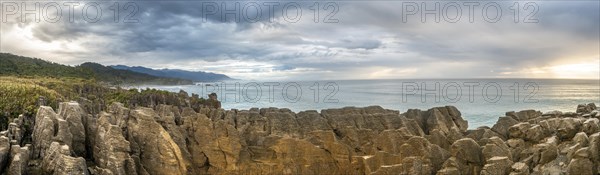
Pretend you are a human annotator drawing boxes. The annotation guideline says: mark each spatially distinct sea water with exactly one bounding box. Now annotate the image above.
[141,79,600,129]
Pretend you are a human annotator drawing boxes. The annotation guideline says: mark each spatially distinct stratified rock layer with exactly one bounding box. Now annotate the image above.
[0,102,598,175]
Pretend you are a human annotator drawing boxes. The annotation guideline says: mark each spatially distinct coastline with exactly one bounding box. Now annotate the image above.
[0,101,598,174]
[142,78,600,129]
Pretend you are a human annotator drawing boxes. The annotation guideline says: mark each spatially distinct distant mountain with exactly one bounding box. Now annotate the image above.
[111,65,233,82]
[79,63,192,85]
[0,53,192,85]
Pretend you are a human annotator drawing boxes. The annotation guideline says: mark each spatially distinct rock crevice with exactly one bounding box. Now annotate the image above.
[0,102,598,174]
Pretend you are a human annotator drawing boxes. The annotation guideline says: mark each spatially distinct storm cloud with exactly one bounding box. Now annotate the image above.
[1,0,598,80]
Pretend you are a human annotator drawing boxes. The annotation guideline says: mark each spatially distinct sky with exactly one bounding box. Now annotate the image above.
[1,1,599,80]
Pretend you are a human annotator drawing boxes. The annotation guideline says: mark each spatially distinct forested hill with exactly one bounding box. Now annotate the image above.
[111,65,233,82]
[0,53,192,85]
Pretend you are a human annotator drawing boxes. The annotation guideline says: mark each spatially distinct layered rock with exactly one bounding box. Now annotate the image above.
[0,102,598,175]
[40,142,87,174]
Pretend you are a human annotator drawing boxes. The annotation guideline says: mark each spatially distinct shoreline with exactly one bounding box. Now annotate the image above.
[0,101,598,174]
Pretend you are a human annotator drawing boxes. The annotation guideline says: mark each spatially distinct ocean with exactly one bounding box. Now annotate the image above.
[140,79,600,129]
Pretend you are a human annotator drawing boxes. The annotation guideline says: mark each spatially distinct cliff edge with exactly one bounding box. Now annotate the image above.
[0,103,598,175]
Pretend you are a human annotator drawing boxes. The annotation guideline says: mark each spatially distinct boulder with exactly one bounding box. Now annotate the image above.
[567,159,594,175]
[532,143,558,165]
[573,132,589,147]
[508,123,547,143]
[508,123,530,139]
[577,103,597,114]
[481,156,512,175]
[566,147,596,175]
[466,127,503,146]
[491,116,519,139]
[482,137,512,161]
[451,138,483,163]
[510,162,529,175]
[437,157,463,175]
[582,118,600,135]
[506,110,541,122]
[449,138,483,174]
[557,118,583,140]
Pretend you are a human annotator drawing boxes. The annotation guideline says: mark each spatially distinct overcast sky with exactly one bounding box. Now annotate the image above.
[1,1,598,80]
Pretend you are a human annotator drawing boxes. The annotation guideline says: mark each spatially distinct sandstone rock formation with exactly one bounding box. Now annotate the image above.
[0,102,598,174]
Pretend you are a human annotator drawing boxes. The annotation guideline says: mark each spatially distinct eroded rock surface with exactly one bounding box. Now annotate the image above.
[0,102,598,174]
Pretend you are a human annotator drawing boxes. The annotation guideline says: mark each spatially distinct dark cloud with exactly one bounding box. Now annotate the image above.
[1,1,598,79]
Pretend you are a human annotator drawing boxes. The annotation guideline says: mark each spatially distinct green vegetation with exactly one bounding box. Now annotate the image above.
[0,53,208,129]
[0,53,192,85]
[0,77,91,130]
[0,76,206,130]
